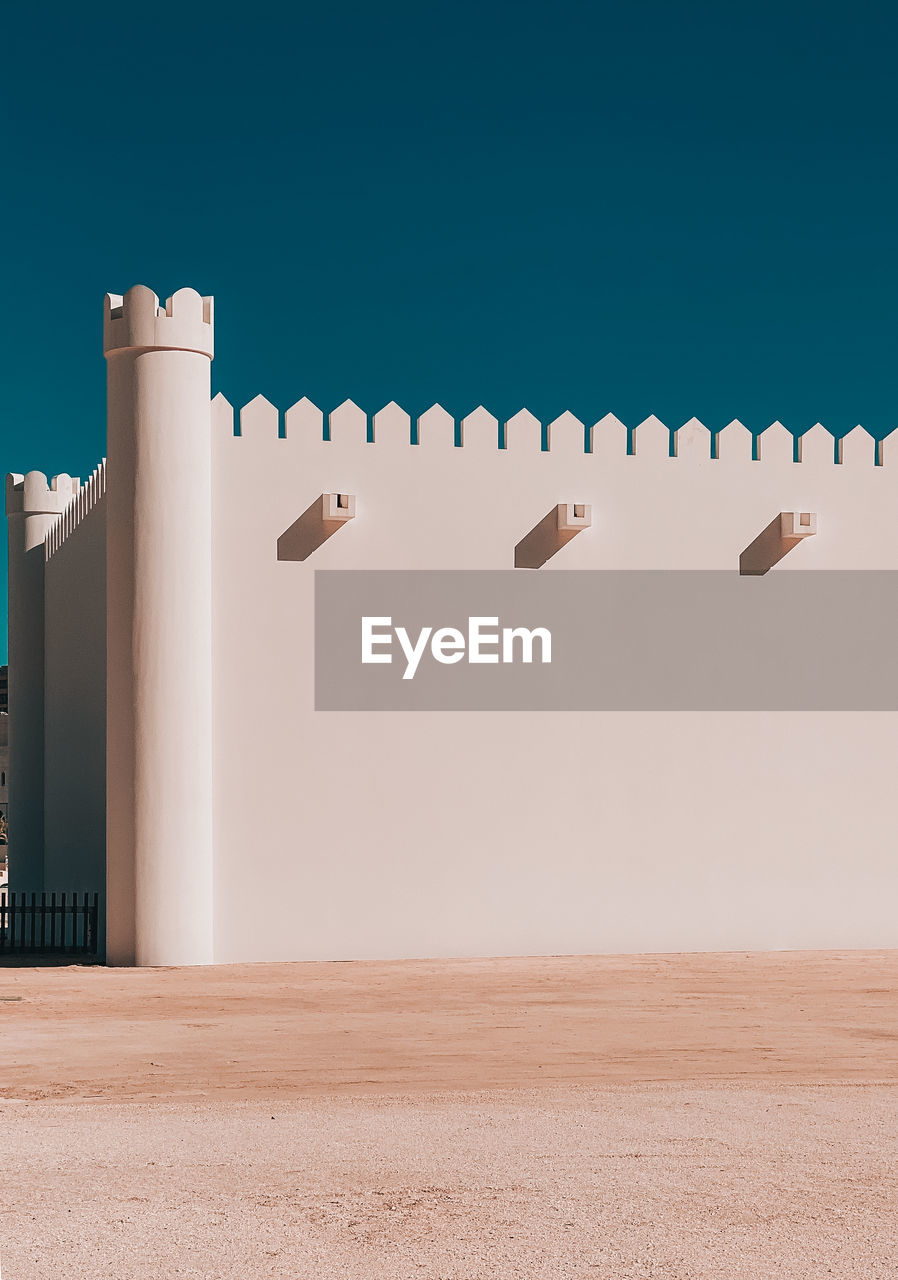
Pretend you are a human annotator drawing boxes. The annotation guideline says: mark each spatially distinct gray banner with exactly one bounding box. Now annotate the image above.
[314,570,898,710]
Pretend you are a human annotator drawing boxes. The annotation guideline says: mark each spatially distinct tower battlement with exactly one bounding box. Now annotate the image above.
[6,471,81,517]
[103,285,214,359]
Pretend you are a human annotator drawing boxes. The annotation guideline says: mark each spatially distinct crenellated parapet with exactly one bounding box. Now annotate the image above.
[212,392,887,466]
[44,460,107,560]
[103,285,213,359]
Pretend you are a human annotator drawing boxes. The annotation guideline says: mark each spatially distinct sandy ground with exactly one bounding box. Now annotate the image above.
[1,951,897,1278]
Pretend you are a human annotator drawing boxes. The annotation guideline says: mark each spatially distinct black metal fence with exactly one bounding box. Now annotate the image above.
[0,891,100,956]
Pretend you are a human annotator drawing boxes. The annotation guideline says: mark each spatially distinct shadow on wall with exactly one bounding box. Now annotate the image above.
[739,512,817,576]
[514,504,592,569]
[277,493,356,562]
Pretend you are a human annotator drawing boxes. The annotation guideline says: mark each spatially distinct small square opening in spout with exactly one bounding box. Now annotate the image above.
[337,494,349,509]
[799,512,811,526]
[573,504,585,519]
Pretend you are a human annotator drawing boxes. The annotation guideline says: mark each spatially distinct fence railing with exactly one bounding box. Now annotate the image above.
[0,891,100,956]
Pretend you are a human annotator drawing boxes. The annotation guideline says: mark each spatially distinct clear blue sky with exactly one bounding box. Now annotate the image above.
[3,2,897,654]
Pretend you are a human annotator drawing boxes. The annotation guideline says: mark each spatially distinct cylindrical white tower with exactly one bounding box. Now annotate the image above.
[5,472,76,893]
[104,285,215,966]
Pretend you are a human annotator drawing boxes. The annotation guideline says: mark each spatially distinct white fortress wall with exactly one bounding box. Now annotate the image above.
[210,396,898,962]
[42,463,107,947]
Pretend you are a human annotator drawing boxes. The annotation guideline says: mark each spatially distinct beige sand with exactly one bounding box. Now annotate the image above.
[1,951,897,1277]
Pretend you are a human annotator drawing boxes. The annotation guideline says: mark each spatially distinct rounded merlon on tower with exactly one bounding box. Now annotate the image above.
[103,285,213,359]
